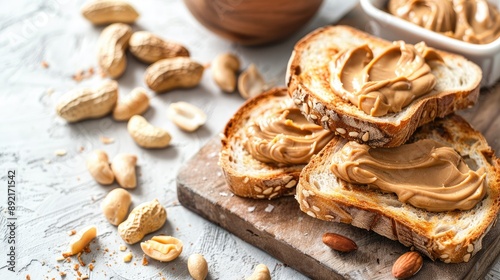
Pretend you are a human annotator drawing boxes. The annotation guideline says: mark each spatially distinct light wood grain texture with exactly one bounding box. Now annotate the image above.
[177,79,500,280]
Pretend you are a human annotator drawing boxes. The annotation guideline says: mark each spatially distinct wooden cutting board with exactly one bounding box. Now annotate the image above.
[177,4,500,276]
[177,82,500,279]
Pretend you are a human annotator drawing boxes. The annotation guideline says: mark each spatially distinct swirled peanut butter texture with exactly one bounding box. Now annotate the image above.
[330,139,486,212]
[330,41,442,117]
[244,108,334,165]
[389,0,500,44]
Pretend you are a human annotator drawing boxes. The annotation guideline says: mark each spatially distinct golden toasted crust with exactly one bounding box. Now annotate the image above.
[286,25,481,147]
[297,114,500,263]
[219,88,305,199]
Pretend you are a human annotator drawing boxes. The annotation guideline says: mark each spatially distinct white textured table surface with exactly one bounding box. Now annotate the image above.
[1,0,500,279]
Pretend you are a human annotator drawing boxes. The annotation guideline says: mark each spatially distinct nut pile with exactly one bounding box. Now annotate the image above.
[55,0,219,150]
[52,1,274,279]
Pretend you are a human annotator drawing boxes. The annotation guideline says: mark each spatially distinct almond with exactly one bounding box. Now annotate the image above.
[392,251,423,279]
[322,232,357,253]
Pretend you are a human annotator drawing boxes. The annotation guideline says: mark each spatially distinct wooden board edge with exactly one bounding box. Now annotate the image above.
[176,177,344,280]
[464,223,500,280]
[175,137,500,280]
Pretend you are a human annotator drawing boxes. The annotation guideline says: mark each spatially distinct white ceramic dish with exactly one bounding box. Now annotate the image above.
[360,0,500,87]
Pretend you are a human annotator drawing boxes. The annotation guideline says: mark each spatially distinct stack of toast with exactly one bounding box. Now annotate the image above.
[219,25,500,263]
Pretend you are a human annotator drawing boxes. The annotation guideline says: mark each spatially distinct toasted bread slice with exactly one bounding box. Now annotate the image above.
[286,25,481,147]
[296,114,500,263]
[219,88,305,199]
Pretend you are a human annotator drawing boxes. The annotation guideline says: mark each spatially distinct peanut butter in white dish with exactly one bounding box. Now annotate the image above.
[330,41,443,117]
[244,107,334,165]
[330,139,486,212]
[388,0,500,44]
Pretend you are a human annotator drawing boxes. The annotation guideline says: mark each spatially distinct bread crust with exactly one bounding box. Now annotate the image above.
[219,88,306,199]
[286,25,481,147]
[297,114,500,263]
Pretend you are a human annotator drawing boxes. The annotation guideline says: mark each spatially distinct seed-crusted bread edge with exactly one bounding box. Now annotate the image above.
[296,114,500,263]
[286,25,481,147]
[218,87,308,199]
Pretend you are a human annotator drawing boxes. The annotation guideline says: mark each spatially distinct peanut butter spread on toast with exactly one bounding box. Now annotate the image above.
[330,139,486,212]
[244,107,333,165]
[330,41,442,117]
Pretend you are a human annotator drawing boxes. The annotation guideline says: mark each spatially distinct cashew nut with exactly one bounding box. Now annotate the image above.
[86,150,114,185]
[167,102,207,132]
[111,153,137,189]
[64,225,97,257]
[129,31,190,64]
[56,80,118,122]
[97,23,132,78]
[140,236,183,262]
[144,57,204,93]
[212,53,240,92]
[113,87,150,121]
[238,64,267,99]
[118,199,167,244]
[246,264,271,280]
[127,115,171,149]
[188,253,208,280]
[101,188,131,226]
